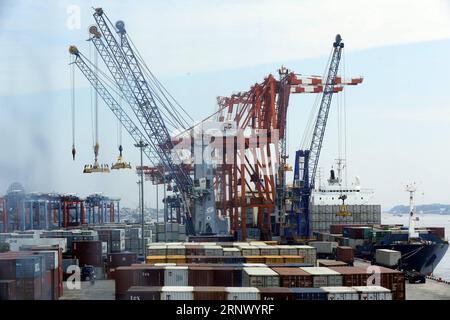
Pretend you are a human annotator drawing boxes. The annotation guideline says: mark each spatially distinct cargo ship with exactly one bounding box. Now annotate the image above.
[314,183,449,275]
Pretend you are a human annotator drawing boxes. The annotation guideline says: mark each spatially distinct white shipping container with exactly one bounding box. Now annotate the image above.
[204,245,223,256]
[164,266,188,286]
[7,237,67,252]
[322,287,359,300]
[375,249,401,267]
[301,267,343,288]
[242,263,267,268]
[161,286,194,300]
[259,246,279,256]
[147,246,167,256]
[242,267,279,287]
[278,245,298,256]
[241,247,260,256]
[226,287,260,300]
[223,248,242,256]
[352,286,392,300]
[166,246,185,256]
[308,241,338,254]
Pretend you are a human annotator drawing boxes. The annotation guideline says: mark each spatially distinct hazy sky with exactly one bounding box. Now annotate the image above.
[0,0,449,210]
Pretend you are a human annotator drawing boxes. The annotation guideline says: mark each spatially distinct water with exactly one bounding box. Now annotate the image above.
[381,212,450,281]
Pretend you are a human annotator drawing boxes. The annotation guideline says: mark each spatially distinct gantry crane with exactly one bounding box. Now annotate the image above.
[69,8,228,236]
[289,34,346,238]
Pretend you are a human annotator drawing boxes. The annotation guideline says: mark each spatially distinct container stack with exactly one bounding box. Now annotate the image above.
[0,246,63,300]
[310,204,381,234]
[153,223,187,242]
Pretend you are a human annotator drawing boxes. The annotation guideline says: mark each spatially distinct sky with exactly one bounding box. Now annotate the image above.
[0,0,449,210]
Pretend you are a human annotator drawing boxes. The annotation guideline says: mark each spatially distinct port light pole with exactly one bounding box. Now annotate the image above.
[135,140,148,259]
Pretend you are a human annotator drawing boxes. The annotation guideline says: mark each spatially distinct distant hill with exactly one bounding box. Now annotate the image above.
[389,204,450,215]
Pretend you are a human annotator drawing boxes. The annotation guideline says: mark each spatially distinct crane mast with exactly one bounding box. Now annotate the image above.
[290,34,344,238]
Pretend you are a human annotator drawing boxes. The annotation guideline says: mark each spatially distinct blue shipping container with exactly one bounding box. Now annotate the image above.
[291,288,327,301]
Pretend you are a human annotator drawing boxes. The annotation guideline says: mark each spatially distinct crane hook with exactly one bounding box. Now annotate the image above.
[72,145,76,161]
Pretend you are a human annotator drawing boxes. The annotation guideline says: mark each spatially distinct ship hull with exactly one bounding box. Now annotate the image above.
[374,242,449,275]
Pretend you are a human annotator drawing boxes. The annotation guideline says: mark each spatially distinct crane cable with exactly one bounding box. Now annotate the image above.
[70,53,76,160]
[93,44,99,162]
[89,39,95,150]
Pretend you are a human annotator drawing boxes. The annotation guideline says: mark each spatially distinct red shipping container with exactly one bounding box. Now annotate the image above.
[16,277,42,300]
[188,266,215,286]
[336,246,354,263]
[193,286,227,300]
[427,227,445,240]
[0,280,17,300]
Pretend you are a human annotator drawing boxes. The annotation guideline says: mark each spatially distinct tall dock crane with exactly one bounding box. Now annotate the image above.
[69,8,227,236]
[289,34,346,238]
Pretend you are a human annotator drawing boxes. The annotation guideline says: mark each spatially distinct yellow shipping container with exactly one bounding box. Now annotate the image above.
[263,256,285,264]
[282,255,305,263]
[146,256,167,264]
[244,256,266,263]
[166,255,187,263]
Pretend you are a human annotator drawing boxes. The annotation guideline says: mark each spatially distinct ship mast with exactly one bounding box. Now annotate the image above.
[406,183,419,239]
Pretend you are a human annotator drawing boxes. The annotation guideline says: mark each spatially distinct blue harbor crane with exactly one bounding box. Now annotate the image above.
[288,34,344,238]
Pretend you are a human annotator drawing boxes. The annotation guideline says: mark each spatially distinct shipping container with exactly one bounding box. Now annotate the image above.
[336,246,354,264]
[214,266,243,287]
[161,286,194,300]
[293,246,317,265]
[308,241,337,254]
[300,267,343,287]
[124,286,161,300]
[375,249,401,267]
[263,256,284,264]
[282,256,305,264]
[108,252,137,268]
[226,287,260,300]
[223,248,241,256]
[164,266,188,286]
[291,288,327,300]
[243,256,266,263]
[147,245,167,257]
[318,260,348,267]
[427,227,445,240]
[16,277,42,300]
[272,267,312,287]
[146,256,166,264]
[242,267,279,287]
[166,246,185,256]
[259,287,293,300]
[188,266,215,286]
[322,286,359,300]
[353,286,392,300]
[166,255,186,264]
[193,286,227,300]
[241,247,260,256]
[277,245,298,256]
[0,280,16,300]
[328,266,371,286]
[72,241,103,267]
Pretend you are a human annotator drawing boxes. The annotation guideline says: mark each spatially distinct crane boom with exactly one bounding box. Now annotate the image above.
[308,34,344,188]
[290,34,344,237]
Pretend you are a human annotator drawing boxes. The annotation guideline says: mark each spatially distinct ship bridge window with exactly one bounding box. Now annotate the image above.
[361,197,363,199]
